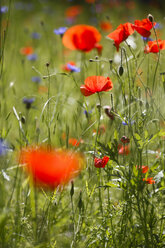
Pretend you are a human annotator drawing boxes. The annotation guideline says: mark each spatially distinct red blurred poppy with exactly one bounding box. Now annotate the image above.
[62,24,101,52]
[107,22,134,51]
[65,5,82,18]
[38,85,48,93]
[69,138,83,147]
[94,156,109,168]
[144,39,165,53]
[20,147,83,189]
[118,144,130,155]
[80,76,113,96]
[20,46,34,55]
[133,18,156,37]
[143,177,155,184]
[120,136,130,144]
[62,61,76,71]
[136,165,149,174]
[100,21,112,32]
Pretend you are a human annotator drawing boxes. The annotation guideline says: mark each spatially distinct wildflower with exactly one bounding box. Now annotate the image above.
[31,32,41,39]
[133,18,156,37]
[120,136,130,144]
[0,6,8,13]
[118,144,130,155]
[136,165,149,174]
[38,86,48,93]
[20,46,34,56]
[122,120,135,126]
[53,27,67,37]
[69,138,82,147]
[65,5,82,19]
[141,36,153,42]
[0,139,9,156]
[144,39,165,53]
[94,156,109,168]
[107,22,134,51]
[100,21,112,32]
[80,76,113,96]
[27,54,37,61]
[20,147,83,188]
[143,177,155,184]
[67,63,80,73]
[23,97,35,109]
[31,76,41,83]
[62,24,101,52]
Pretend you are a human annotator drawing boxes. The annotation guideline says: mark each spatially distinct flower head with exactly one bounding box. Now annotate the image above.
[94,156,109,168]
[0,6,8,13]
[65,5,82,18]
[27,54,37,61]
[31,76,41,83]
[54,27,67,36]
[23,97,35,109]
[62,24,101,52]
[31,32,41,39]
[133,18,156,37]
[0,139,9,156]
[107,22,134,51]
[67,63,80,73]
[144,39,165,53]
[80,76,113,96]
[20,147,83,188]
[118,144,130,155]
[20,46,34,56]
[120,136,130,144]
[143,177,155,184]
[100,21,112,32]
[136,165,149,174]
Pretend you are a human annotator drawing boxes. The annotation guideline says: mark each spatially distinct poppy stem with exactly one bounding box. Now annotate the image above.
[46,65,51,147]
[152,24,160,94]
[94,92,102,158]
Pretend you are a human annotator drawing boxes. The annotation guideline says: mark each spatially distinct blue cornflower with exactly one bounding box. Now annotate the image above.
[154,23,163,29]
[0,6,8,13]
[31,76,41,83]
[53,27,67,36]
[122,120,135,126]
[23,97,35,109]
[67,63,80,73]
[141,37,153,42]
[31,32,41,39]
[0,139,9,156]
[27,54,37,61]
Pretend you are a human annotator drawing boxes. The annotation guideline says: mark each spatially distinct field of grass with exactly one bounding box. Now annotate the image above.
[1,0,165,247]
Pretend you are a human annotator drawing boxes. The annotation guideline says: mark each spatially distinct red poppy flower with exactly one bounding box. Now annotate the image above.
[20,147,83,189]
[94,156,109,168]
[20,46,34,55]
[100,21,112,32]
[118,144,130,155]
[136,165,149,174]
[143,177,155,184]
[80,76,113,96]
[62,25,101,52]
[69,138,83,147]
[133,18,156,37]
[107,22,134,51]
[144,39,165,53]
[65,5,82,18]
[62,61,76,71]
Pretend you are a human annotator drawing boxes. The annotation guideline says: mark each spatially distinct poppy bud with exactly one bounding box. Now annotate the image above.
[118,65,124,76]
[147,14,154,23]
[21,116,26,124]
[78,191,84,211]
[95,56,99,60]
[104,106,115,120]
[89,59,93,62]
[46,62,50,67]
[70,180,74,199]
[120,136,130,144]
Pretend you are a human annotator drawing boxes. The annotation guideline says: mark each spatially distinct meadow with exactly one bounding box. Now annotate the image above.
[1,0,165,247]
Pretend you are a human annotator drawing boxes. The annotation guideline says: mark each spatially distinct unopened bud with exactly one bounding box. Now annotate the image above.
[148,14,154,23]
[89,59,93,62]
[46,62,50,67]
[70,181,74,199]
[21,116,26,124]
[95,56,99,60]
[118,66,124,76]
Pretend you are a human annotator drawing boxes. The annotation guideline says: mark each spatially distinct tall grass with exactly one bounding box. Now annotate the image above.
[0,0,165,247]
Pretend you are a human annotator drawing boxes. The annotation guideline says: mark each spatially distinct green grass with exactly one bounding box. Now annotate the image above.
[1,0,165,247]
